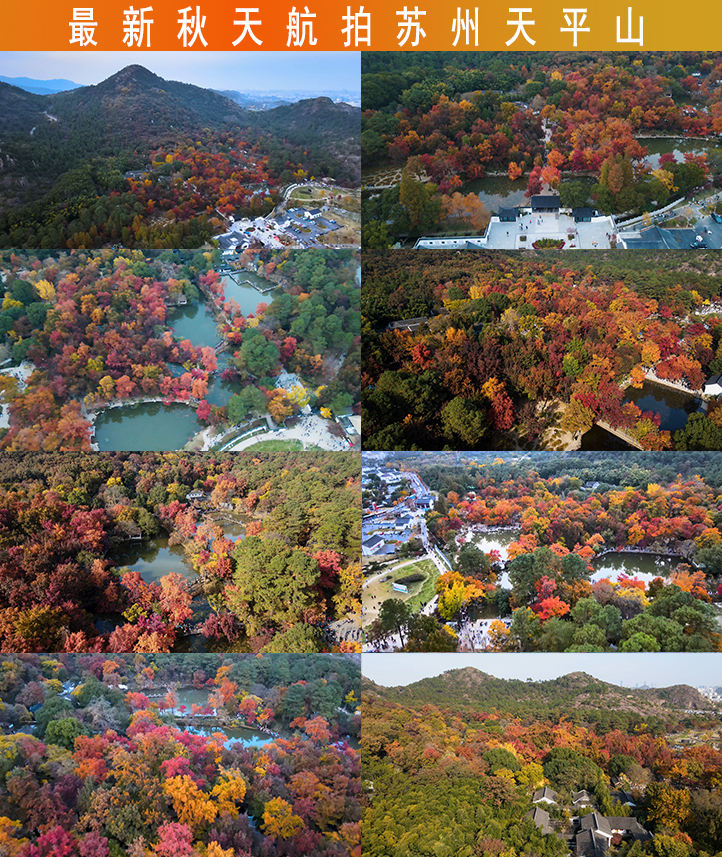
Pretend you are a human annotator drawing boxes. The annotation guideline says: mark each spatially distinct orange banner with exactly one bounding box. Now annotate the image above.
[0,0,705,51]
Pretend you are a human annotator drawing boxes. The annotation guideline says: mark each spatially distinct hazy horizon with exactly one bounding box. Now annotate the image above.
[364,653,722,689]
[0,52,360,94]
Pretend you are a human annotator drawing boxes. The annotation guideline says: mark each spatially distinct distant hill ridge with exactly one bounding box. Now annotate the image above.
[0,64,360,147]
[0,75,83,95]
[363,667,716,716]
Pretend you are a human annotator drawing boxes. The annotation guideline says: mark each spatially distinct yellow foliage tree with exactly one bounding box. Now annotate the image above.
[34,279,55,301]
[210,768,247,817]
[164,774,218,829]
[488,619,510,652]
[262,796,305,839]
[651,168,678,192]
[0,817,26,856]
[205,844,236,857]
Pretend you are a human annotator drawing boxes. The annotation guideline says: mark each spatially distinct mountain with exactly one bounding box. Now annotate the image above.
[0,65,360,159]
[44,64,249,147]
[0,64,360,246]
[364,667,717,718]
[0,75,82,95]
[253,97,360,182]
[259,96,359,136]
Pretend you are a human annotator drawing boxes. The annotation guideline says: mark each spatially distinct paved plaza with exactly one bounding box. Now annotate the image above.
[415,209,617,250]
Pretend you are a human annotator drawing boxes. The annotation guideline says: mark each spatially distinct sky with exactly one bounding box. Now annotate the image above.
[363,653,722,689]
[0,51,360,93]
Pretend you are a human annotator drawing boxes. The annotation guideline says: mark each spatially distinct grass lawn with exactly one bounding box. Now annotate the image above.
[246,439,321,451]
[363,558,439,626]
[290,187,322,200]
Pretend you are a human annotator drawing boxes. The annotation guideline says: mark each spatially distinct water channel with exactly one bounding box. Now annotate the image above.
[94,271,275,450]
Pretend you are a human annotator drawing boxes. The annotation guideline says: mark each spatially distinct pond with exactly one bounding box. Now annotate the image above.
[590,550,681,583]
[639,136,722,170]
[170,302,220,348]
[184,725,272,747]
[111,536,194,584]
[108,535,218,652]
[158,688,274,746]
[206,512,247,541]
[469,528,520,561]
[469,528,520,588]
[94,402,203,451]
[467,528,682,586]
[220,272,279,316]
[463,174,597,215]
[462,175,529,213]
[624,381,702,432]
[206,351,243,409]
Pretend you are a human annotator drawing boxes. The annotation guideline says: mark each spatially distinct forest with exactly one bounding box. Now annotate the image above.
[0,450,360,654]
[362,665,722,857]
[0,248,359,451]
[361,51,720,245]
[0,65,360,249]
[364,452,722,653]
[362,250,722,451]
[0,652,360,857]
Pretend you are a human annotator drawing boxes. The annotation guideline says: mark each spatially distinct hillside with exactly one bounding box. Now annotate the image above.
[1,66,360,167]
[363,666,717,719]
[0,65,360,247]
[0,81,46,134]
[259,96,359,136]
[47,64,248,144]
